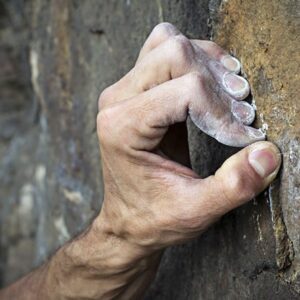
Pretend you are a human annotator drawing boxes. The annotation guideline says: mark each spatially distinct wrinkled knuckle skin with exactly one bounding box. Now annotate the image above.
[152,22,177,39]
[205,40,218,50]
[168,35,194,61]
[223,167,259,205]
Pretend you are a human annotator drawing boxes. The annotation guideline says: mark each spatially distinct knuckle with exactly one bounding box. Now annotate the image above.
[152,22,177,39]
[205,40,218,49]
[202,40,224,57]
[222,167,257,205]
[185,71,204,92]
[98,86,115,111]
[168,35,194,60]
[227,169,246,197]
[96,107,115,145]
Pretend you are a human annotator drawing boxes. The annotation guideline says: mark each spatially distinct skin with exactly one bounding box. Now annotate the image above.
[0,23,281,300]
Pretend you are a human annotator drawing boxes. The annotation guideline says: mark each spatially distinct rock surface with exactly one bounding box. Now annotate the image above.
[0,0,299,298]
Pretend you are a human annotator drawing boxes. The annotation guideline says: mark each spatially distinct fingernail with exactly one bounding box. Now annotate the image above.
[223,73,248,94]
[248,145,280,178]
[221,55,240,73]
[245,127,266,141]
[231,101,255,125]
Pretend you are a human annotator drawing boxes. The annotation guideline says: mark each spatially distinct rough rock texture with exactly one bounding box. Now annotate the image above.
[212,0,300,294]
[0,0,38,284]
[0,0,299,298]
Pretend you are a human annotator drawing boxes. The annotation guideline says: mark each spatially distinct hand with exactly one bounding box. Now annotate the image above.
[97,23,280,250]
[0,23,281,300]
[93,23,280,297]
[99,23,265,148]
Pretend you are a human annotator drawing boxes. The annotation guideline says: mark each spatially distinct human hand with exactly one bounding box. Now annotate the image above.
[46,23,281,300]
[96,23,280,253]
[0,23,281,300]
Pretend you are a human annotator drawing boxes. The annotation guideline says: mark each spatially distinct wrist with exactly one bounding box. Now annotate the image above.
[46,215,162,299]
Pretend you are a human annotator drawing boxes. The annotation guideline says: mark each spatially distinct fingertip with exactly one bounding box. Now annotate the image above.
[247,141,282,181]
[215,123,265,147]
[210,141,281,212]
[188,142,281,221]
[223,73,250,100]
[244,126,266,142]
[231,101,256,125]
[221,55,241,74]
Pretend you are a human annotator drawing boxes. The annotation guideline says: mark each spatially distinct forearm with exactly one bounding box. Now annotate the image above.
[0,263,50,300]
[0,218,162,300]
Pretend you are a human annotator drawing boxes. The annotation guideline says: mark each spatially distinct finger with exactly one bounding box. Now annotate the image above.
[231,100,255,125]
[98,72,265,151]
[190,106,264,147]
[118,37,248,107]
[206,59,250,100]
[99,34,249,110]
[184,142,281,221]
[137,37,250,100]
[99,34,195,109]
[191,43,250,100]
[221,72,250,100]
[139,30,245,99]
[106,35,250,103]
[136,23,181,64]
[136,25,191,166]
[132,35,195,93]
[138,25,241,74]
[192,40,241,74]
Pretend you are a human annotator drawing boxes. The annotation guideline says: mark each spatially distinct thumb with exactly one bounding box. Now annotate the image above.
[193,141,281,217]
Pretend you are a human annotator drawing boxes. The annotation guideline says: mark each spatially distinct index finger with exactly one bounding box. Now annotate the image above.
[98,72,265,152]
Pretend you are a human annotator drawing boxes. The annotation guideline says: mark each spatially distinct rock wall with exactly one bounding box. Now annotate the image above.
[0,0,299,298]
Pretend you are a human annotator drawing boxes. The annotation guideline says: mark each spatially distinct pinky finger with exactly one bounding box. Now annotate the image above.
[215,122,266,147]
